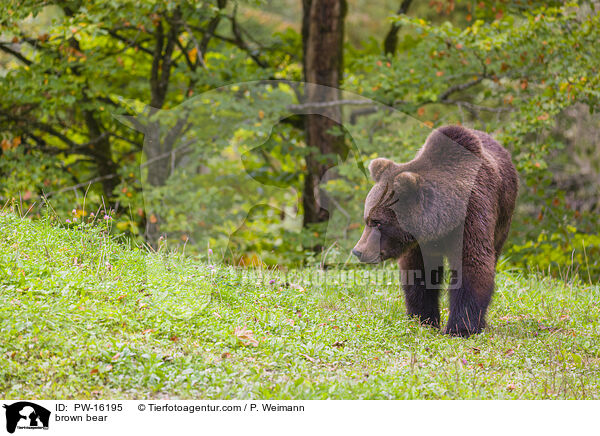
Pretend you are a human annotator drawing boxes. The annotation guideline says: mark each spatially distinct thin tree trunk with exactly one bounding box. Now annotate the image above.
[383,0,412,56]
[83,110,120,200]
[302,0,347,227]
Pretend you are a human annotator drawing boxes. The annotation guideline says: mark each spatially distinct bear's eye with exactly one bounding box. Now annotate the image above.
[369,220,382,228]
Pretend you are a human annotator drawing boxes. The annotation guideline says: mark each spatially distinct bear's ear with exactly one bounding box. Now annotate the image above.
[393,172,422,198]
[368,158,394,182]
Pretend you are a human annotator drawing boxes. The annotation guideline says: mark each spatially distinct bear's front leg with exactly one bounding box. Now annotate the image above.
[400,247,442,328]
[444,260,495,337]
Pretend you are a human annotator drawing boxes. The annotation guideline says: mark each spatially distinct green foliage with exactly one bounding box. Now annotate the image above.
[0,0,274,239]
[0,1,598,278]
[509,226,600,280]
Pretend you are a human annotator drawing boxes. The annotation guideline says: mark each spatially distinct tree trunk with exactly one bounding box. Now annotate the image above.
[383,0,413,56]
[83,110,120,201]
[302,0,347,227]
[142,4,226,247]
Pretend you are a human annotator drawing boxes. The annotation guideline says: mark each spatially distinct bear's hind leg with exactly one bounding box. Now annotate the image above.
[399,246,442,328]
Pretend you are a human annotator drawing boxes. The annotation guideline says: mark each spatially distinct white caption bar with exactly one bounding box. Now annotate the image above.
[0,400,595,435]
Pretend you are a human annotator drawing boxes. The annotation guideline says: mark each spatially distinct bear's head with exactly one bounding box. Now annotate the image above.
[352,157,428,263]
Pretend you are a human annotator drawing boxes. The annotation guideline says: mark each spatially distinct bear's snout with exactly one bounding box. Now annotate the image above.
[352,225,384,263]
[351,246,381,264]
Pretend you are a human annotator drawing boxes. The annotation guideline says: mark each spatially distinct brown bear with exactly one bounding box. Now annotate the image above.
[352,125,518,337]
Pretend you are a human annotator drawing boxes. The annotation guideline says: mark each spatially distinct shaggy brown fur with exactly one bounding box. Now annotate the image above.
[352,125,518,337]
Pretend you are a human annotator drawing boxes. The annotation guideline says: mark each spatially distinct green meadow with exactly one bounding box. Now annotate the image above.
[1,213,599,399]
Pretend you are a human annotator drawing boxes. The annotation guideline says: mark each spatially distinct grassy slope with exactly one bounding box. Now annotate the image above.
[1,213,599,399]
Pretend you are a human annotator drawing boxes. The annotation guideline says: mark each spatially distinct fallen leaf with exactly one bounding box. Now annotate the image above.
[90,368,98,375]
[142,328,155,335]
[520,78,528,90]
[505,349,515,356]
[221,352,232,359]
[300,353,316,363]
[538,323,562,333]
[234,326,259,347]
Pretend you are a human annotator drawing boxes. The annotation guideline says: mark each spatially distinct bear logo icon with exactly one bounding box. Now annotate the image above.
[3,402,50,434]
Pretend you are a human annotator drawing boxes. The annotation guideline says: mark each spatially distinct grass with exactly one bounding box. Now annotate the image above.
[1,212,599,399]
